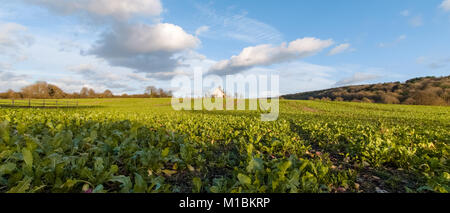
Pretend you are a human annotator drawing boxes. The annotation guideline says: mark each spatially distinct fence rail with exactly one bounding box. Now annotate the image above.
[0,99,79,108]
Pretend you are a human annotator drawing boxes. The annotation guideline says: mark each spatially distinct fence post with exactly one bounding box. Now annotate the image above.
[29,99,31,107]
[12,99,14,106]
[56,100,58,107]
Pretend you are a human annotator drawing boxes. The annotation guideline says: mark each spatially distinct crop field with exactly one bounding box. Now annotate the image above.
[0,98,448,193]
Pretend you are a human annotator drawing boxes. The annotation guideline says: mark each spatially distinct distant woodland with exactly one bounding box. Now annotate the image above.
[2,76,450,105]
[282,76,450,106]
[0,81,172,99]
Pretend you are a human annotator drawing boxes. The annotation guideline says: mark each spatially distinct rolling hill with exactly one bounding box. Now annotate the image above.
[282,76,450,106]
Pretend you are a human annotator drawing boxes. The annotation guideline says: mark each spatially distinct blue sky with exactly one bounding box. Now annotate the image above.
[0,0,449,95]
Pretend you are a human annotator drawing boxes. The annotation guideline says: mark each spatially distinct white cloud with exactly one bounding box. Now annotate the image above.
[238,61,336,95]
[0,22,34,73]
[59,40,82,52]
[409,15,423,27]
[88,23,200,75]
[0,71,30,91]
[127,73,153,82]
[26,0,200,80]
[328,43,351,56]
[378,35,407,48]
[0,22,34,54]
[415,56,450,69]
[195,26,209,36]
[24,0,163,20]
[195,5,283,44]
[440,0,450,11]
[335,72,380,86]
[0,62,13,71]
[209,37,334,75]
[416,56,427,64]
[56,63,137,93]
[69,64,121,81]
[91,23,199,54]
[400,10,410,17]
[51,77,134,94]
[0,2,205,93]
[400,10,423,27]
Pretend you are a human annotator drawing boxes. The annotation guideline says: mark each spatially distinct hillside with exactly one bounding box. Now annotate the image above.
[282,76,450,106]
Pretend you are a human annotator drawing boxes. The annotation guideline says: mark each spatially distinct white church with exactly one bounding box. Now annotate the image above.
[211,87,226,98]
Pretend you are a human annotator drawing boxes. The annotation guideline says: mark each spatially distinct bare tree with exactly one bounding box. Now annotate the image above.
[80,87,89,98]
[145,86,157,97]
[103,90,113,98]
[21,81,50,99]
[88,88,96,98]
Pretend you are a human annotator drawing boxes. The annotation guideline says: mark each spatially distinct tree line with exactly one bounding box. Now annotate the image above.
[0,81,172,99]
[282,76,450,106]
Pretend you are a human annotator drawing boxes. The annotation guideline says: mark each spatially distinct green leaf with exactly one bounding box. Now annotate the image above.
[60,179,81,189]
[192,177,202,193]
[133,173,147,193]
[278,160,292,173]
[161,147,170,158]
[94,157,104,173]
[7,177,32,193]
[0,162,16,175]
[0,150,12,160]
[209,186,220,193]
[0,120,10,144]
[246,144,254,156]
[246,157,264,173]
[22,148,33,168]
[237,174,252,186]
[109,175,132,192]
[93,184,106,193]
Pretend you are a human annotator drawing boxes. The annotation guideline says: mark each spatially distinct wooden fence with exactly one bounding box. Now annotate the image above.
[0,99,79,108]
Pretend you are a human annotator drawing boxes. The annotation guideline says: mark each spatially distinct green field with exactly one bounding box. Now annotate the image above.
[0,98,448,193]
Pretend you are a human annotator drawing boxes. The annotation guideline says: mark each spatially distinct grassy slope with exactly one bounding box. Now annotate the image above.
[282,76,450,105]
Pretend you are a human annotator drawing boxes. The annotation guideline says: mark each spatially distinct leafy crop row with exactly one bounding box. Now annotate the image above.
[0,99,448,193]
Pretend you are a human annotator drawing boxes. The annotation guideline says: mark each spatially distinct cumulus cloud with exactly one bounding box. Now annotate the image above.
[441,0,450,11]
[87,23,200,75]
[23,0,163,20]
[0,22,34,56]
[59,40,82,52]
[209,37,334,75]
[22,0,206,81]
[328,43,351,56]
[69,64,121,81]
[65,64,136,92]
[0,22,34,78]
[0,62,12,71]
[139,51,216,80]
[335,72,380,86]
[91,23,199,54]
[0,71,30,91]
[52,77,134,94]
[127,73,153,82]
